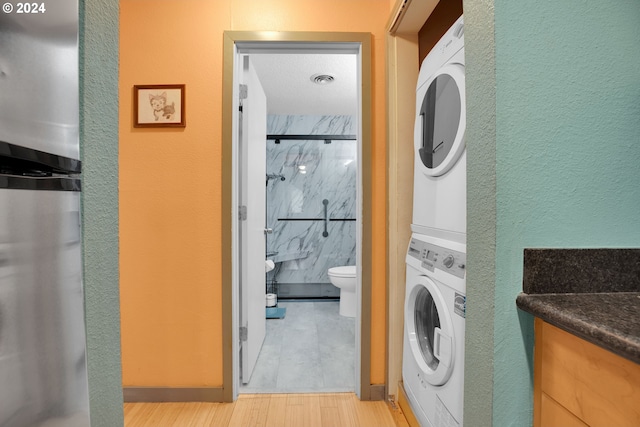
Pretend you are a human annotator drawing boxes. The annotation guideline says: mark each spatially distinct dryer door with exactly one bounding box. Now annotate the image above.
[415,63,466,177]
[405,275,455,385]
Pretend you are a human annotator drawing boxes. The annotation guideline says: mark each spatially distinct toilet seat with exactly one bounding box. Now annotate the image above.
[328,266,356,278]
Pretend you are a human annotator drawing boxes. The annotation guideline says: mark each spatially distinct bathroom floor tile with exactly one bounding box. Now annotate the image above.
[239,300,355,394]
[276,347,323,391]
[243,344,280,387]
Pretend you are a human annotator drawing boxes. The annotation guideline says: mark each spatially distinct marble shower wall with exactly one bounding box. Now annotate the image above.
[266,115,357,284]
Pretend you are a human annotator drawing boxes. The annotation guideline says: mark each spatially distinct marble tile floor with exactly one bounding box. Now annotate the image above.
[240,300,355,394]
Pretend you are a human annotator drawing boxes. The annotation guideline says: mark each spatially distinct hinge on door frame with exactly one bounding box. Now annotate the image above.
[239,326,248,342]
[239,84,248,100]
[239,84,248,112]
[239,205,247,221]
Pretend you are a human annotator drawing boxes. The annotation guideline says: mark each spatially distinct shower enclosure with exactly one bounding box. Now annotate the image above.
[265,115,357,298]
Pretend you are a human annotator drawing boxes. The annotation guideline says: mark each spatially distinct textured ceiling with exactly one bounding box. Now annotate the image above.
[249,53,357,116]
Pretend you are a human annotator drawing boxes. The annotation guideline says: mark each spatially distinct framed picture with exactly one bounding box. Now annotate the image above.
[133,84,185,128]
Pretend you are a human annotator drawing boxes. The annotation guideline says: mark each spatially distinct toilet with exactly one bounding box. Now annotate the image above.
[328,266,356,317]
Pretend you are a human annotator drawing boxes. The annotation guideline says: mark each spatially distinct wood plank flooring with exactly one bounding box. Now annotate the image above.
[124,393,410,427]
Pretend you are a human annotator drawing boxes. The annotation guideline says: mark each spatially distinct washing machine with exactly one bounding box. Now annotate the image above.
[403,233,466,427]
[412,16,466,242]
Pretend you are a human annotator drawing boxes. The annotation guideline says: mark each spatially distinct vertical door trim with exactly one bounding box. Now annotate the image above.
[222,31,373,402]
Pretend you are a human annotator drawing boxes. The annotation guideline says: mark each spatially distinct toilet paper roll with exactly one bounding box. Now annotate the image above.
[265,259,275,272]
[266,293,277,307]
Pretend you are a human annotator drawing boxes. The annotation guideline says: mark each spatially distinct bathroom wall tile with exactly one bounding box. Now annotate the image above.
[268,115,355,136]
[266,115,357,286]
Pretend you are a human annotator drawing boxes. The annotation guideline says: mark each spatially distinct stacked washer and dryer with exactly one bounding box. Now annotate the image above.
[402,16,467,427]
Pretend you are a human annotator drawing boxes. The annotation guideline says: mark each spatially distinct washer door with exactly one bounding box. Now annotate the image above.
[405,275,455,385]
[415,63,466,177]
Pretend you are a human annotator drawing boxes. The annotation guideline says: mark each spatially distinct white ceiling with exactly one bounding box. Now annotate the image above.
[249,53,357,116]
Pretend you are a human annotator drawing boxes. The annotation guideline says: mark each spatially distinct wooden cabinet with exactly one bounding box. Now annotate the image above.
[534,318,640,427]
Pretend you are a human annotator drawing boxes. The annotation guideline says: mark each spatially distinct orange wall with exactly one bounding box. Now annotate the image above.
[119,0,390,387]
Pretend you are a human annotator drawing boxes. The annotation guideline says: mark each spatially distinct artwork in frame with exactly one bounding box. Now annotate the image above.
[134,84,185,128]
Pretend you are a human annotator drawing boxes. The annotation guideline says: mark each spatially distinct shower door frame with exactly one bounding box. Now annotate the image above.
[221,31,374,402]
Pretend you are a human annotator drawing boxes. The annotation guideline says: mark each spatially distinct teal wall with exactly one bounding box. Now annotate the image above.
[466,0,640,425]
[463,0,496,426]
[80,0,123,425]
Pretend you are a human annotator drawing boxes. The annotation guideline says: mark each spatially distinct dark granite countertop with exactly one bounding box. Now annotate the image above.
[516,292,640,364]
[516,248,640,365]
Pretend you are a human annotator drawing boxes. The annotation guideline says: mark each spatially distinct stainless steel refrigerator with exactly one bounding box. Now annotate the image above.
[0,0,91,425]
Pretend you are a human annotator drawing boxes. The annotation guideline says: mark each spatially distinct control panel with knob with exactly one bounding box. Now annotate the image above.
[443,255,455,268]
[407,237,466,279]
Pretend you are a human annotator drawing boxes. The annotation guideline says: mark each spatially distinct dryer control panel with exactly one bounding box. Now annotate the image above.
[408,237,466,279]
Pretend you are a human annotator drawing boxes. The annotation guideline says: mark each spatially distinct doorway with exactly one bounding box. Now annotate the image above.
[221,32,374,402]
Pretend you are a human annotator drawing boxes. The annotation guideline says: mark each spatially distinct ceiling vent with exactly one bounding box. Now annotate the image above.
[311,74,335,85]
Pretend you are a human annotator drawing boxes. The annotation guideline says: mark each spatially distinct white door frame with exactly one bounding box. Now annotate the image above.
[221,31,374,402]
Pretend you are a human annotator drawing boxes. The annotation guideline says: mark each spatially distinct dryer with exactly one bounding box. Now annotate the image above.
[412,16,466,242]
[403,233,466,427]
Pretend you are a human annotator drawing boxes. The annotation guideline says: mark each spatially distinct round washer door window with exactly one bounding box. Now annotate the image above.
[405,275,455,385]
[415,63,466,177]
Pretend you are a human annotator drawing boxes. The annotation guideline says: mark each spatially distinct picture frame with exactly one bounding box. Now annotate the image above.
[133,84,185,128]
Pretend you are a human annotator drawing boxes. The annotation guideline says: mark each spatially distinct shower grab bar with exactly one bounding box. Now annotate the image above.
[273,199,356,237]
[322,199,329,237]
[277,218,356,221]
[266,134,356,143]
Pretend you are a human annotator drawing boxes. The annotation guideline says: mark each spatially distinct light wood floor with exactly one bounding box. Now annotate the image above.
[124,393,410,427]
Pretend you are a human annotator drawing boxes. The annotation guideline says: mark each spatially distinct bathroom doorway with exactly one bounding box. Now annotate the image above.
[221,32,374,401]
